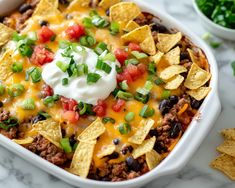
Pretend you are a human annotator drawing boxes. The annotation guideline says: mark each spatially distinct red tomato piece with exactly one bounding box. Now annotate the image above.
[65,24,85,40]
[61,97,78,111]
[112,99,125,112]
[128,42,141,52]
[116,70,133,83]
[41,84,54,98]
[126,64,141,81]
[114,48,129,65]
[38,26,56,43]
[63,111,79,123]
[30,45,54,66]
[92,100,107,117]
[137,63,147,74]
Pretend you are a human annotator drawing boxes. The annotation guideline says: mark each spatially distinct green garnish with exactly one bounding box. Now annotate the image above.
[77,63,88,76]
[0,117,18,130]
[134,92,150,104]
[21,98,36,110]
[96,59,112,74]
[136,81,153,96]
[139,105,155,118]
[26,67,41,83]
[115,65,123,73]
[125,112,135,122]
[87,73,101,84]
[125,58,139,66]
[94,42,108,55]
[110,22,120,35]
[131,51,148,59]
[91,15,110,28]
[0,84,5,96]
[79,36,96,47]
[118,122,131,135]
[103,53,116,62]
[43,94,59,107]
[154,77,164,85]
[77,102,95,115]
[102,117,116,124]
[38,111,51,119]
[116,90,133,100]
[161,90,171,99]
[119,80,129,91]
[56,61,69,72]
[8,84,25,97]
[11,62,23,73]
[60,138,72,153]
[82,17,93,28]
[148,62,156,74]
[62,78,69,86]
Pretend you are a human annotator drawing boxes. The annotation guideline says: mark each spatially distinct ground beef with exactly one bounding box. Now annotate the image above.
[134,12,154,25]
[25,135,67,166]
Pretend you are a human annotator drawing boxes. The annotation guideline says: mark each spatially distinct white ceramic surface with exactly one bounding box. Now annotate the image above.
[0,0,23,16]
[192,0,235,41]
[0,1,221,188]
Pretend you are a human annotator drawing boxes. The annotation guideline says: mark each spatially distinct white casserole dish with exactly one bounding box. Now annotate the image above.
[0,0,221,188]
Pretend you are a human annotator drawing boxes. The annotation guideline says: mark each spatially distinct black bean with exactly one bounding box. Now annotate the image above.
[31,114,46,124]
[108,152,119,159]
[19,3,32,14]
[159,99,171,115]
[0,101,3,108]
[170,122,182,138]
[127,145,133,153]
[151,23,167,33]
[126,156,140,172]
[105,9,110,16]
[113,138,120,145]
[121,145,133,155]
[180,51,190,61]
[69,135,77,146]
[154,141,168,154]
[39,20,48,27]
[149,129,158,137]
[169,95,179,106]
[190,98,202,109]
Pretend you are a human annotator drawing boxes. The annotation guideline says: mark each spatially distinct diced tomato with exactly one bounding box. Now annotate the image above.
[65,24,85,40]
[41,84,53,98]
[63,111,79,123]
[128,42,141,52]
[112,99,125,112]
[38,26,56,43]
[61,97,78,111]
[137,63,147,74]
[30,45,54,66]
[114,48,129,65]
[116,70,133,83]
[92,100,107,117]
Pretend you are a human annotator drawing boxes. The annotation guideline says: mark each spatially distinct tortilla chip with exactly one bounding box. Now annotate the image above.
[0,24,14,47]
[110,2,141,23]
[13,137,34,145]
[159,65,187,80]
[165,75,184,90]
[140,36,156,55]
[67,0,90,10]
[187,87,211,100]
[221,129,235,141]
[97,144,116,158]
[184,63,211,90]
[69,140,96,178]
[77,118,105,142]
[33,119,62,148]
[150,51,164,64]
[124,20,140,32]
[99,0,120,10]
[33,0,61,17]
[217,139,235,157]
[128,119,155,145]
[163,46,180,65]
[210,154,235,180]
[132,137,156,159]
[0,50,14,81]
[146,149,161,170]
[156,32,182,53]
[48,0,58,7]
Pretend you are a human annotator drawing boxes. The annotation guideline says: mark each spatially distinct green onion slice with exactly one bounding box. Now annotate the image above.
[60,138,72,153]
[8,84,25,97]
[131,51,148,59]
[116,90,133,101]
[118,122,131,135]
[139,105,155,118]
[119,80,129,91]
[11,62,23,73]
[87,73,101,84]
[96,59,112,74]
[102,117,116,124]
[125,112,135,122]
[21,98,36,110]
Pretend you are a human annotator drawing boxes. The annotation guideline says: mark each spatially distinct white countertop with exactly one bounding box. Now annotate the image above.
[1,0,235,187]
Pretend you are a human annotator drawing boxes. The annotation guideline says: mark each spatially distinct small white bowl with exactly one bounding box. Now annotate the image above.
[193,0,235,41]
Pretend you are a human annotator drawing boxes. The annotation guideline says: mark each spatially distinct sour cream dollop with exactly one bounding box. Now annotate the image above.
[42,46,118,105]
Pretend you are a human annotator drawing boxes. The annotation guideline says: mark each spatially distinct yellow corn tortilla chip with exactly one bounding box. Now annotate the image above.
[217,139,235,157]
[48,0,59,7]
[132,137,156,159]
[33,0,61,17]
[77,118,105,142]
[99,0,120,10]
[13,137,34,145]
[187,87,211,100]
[140,36,156,55]
[0,50,14,81]
[156,32,182,53]
[164,75,184,90]
[163,46,180,65]
[150,51,164,64]
[124,20,140,32]
[221,128,235,141]
[146,149,161,170]
[110,2,141,23]
[97,144,116,158]
[33,119,62,148]
[69,140,96,178]
[128,119,155,145]
[210,154,235,180]
[159,65,187,80]
[67,0,90,10]
[184,63,211,90]
[122,25,150,43]
[0,24,14,47]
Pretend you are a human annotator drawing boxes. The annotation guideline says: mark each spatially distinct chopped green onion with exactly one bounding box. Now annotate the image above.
[21,98,36,110]
[115,65,123,73]
[134,92,150,104]
[125,112,135,122]
[94,42,108,55]
[12,32,25,41]
[110,22,120,35]
[77,63,88,76]
[119,80,129,91]
[38,111,51,119]
[112,88,122,97]
[118,122,131,135]
[103,53,116,62]
[43,95,59,107]
[60,138,72,153]
[161,90,171,99]
[27,31,37,41]
[96,59,112,74]
[231,61,235,76]
[78,102,95,115]
[62,78,69,86]
[8,84,25,97]
[80,36,96,47]
[102,117,116,124]
[0,117,18,130]
[125,58,139,66]
[56,61,69,72]
[148,62,156,74]
[131,51,148,59]
[0,84,5,96]
[139,105,155,118]
[92,15,110,28]
[59,40,71,49]
[82,17,93,28]
[154,77,164,85]
[89,10,98,17]
[16,35,35,57]
[136,81,153,96]
[116,90,133,100]
[87,73,101,84]
[11,62,23,73]
[29,68,42,83]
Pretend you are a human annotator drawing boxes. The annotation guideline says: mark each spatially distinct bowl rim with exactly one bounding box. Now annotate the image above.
[0,0,221,188]
[192,0,235,33]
